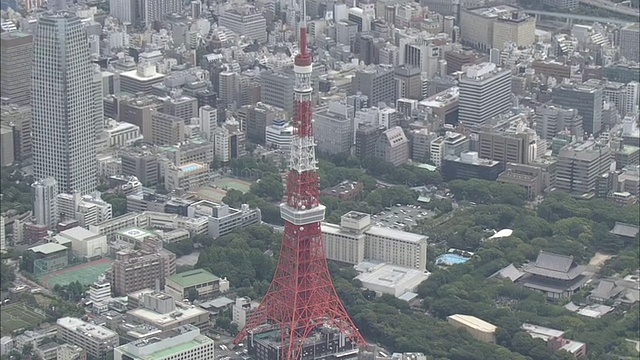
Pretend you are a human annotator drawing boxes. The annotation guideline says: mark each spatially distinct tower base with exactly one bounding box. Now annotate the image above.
[247,326,359,360]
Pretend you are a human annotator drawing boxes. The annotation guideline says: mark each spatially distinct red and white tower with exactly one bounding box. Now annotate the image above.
[233,1,366,358]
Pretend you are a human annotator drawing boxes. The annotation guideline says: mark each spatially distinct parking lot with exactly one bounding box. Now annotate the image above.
[371,204,436,231]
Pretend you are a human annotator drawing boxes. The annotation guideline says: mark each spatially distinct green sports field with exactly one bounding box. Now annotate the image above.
[213,176,252,193]
[0,303,46,335]
[40,259,112,289]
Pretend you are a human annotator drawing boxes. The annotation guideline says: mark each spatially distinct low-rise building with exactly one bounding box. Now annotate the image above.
[55,227,107,259]
[56,317,118,360]
[126,293,210,332]
[522,323,587,358]
[26,243,69,276]
[113,325,215,360]
[355,262,429,298]
[187,200,261,239]
[447,314,497,343]
[442,151,502,182]
[165,269,229,301]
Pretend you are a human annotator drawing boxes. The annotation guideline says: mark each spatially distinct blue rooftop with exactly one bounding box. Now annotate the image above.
[180,164,202,172]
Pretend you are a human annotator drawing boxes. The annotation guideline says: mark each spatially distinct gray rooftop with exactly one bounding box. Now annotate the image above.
[488,263,524,282]
[523,251,584,281]
[610,222,639,238]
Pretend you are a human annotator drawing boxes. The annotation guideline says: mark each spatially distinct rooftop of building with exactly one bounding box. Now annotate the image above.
[447,314,497,333]
[57,317,117,340]
[468,5,519,17]
[178,162,205,172]
[523,251,585,281]
[117,227,158,241]
[60,226,102,240]
[127,304,208,327]
[610,222,640,238]
[167,269,220,288]
[419,87,459,108]
[29,243,68,255]
[365,225,427,244]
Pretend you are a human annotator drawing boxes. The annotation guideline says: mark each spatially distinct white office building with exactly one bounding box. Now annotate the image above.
[32,177,59,230]
[89,275,112,314]
[32,8,97,195]
[232,297,261,329]
[199,105,217,140]
[322,211,428,271]
[458,62,512,133]
[56,317,118,360]
[114,325,215,360]
[265,119,293,154]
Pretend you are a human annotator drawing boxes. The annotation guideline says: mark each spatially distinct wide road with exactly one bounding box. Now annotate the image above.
[524,9,634,25]
[578,0,640,18]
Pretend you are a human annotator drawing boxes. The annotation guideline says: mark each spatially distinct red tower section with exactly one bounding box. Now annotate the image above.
[233,5,366,359]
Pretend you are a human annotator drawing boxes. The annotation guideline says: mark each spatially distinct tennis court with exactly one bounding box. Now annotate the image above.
[1,303,46,335]
[213,176,252,193]
[40,258,112,289]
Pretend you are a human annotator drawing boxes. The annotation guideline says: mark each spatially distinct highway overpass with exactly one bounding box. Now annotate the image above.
[524,9,635,25]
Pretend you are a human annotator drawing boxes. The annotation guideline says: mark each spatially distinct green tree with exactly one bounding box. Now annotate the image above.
[187,288,199,302]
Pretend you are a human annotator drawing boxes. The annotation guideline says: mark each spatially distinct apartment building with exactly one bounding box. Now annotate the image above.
[111,247,177,296]
[322,211,428,271]
[151,112,186,146]
[113,325,215,360]
[56,191,112,227]
[56,317,118,360]
[188,200,261,239]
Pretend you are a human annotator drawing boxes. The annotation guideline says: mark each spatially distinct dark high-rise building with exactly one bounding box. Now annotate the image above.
[551,83,603,136]
[394,65,422,100]
[355,123,385,160]
[1,32,33,106]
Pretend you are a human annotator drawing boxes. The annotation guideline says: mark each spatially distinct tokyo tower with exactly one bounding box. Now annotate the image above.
[232,1,366,359]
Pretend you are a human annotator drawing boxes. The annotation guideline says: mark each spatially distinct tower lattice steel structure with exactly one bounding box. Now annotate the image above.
[233,3,366,358]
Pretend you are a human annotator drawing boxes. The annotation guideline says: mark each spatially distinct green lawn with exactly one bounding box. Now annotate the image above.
[0,303,46,335]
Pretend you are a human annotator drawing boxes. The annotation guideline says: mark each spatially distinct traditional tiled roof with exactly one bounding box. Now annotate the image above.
[523,251,584,281]
[610,222,639,238]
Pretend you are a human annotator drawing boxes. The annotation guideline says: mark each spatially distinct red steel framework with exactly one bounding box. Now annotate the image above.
[233,3,366,358]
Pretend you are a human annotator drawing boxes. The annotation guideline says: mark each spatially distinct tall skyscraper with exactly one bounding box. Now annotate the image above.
[32,177,59,230]
[32,6,97,194]
[458,62,512,132]
[1,32,33,106]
